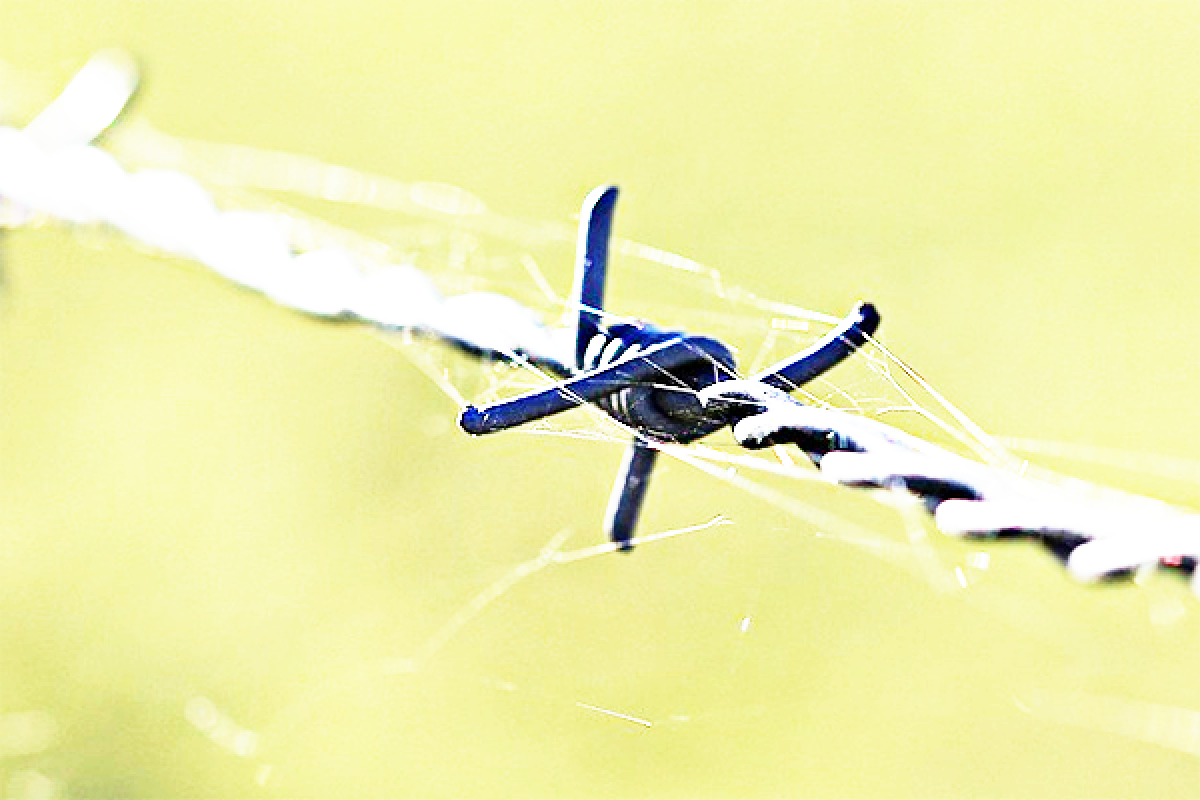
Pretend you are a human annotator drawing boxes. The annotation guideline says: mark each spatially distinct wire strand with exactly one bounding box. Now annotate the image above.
[5,52,1200,596]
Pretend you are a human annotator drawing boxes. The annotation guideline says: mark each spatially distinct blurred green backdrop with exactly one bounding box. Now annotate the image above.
[2,2,1199,797]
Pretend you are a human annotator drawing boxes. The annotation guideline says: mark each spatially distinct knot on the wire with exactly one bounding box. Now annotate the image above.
[696,380,781,426]
[583,324,734,442]
[698,381,857,457]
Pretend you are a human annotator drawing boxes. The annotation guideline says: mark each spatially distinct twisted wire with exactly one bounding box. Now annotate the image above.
[4,52,1199,594]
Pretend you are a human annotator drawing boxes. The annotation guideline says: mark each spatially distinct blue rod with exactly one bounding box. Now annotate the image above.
[753,302,880,392]
[459,335,729,435]
[569,186,618,369]
[604,438,659,550]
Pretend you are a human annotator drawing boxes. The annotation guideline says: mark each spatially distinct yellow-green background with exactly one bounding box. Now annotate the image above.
[2,2,1200,797]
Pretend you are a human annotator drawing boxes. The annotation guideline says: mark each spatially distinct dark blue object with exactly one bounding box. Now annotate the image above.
[570,186,617,368]
[459,185,880,548]
[753,302,880,392]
